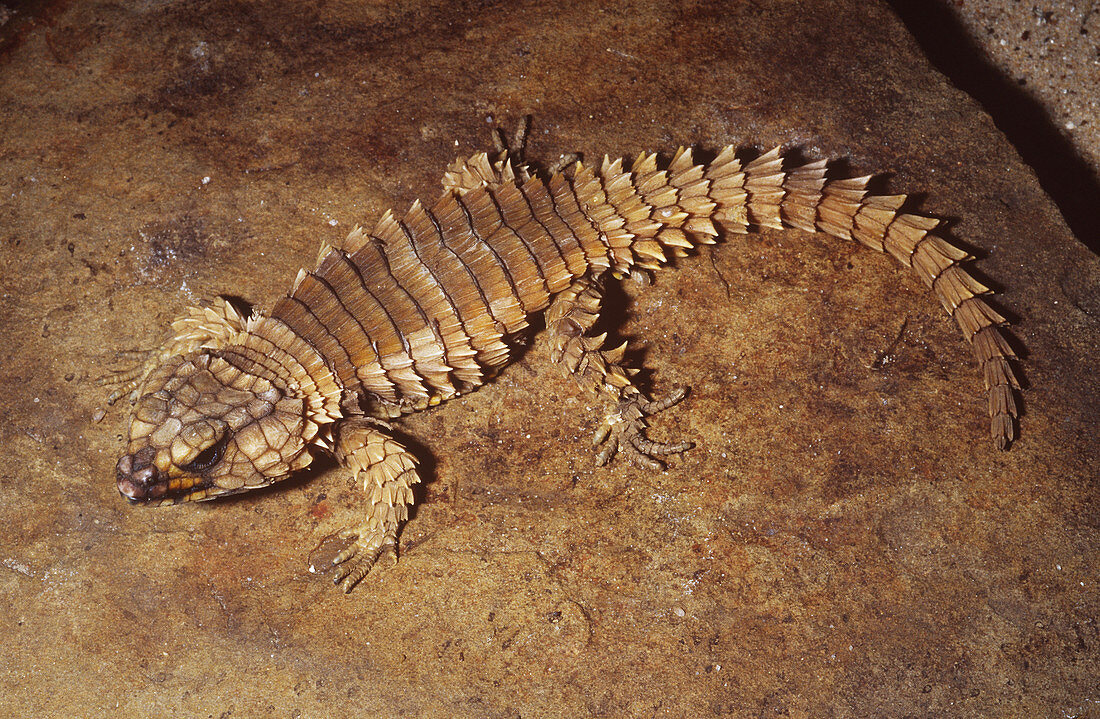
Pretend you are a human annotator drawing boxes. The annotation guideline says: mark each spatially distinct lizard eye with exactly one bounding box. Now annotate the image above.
[181,436,228,473]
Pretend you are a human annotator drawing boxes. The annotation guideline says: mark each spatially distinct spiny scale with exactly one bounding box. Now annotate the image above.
[269,144,1018,447]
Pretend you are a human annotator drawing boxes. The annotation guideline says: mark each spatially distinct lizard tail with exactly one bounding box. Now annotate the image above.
[576,146,1020,449]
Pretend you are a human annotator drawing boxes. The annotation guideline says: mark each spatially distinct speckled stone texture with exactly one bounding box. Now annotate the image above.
[944,0,1099,182]
[1,1,1097,716]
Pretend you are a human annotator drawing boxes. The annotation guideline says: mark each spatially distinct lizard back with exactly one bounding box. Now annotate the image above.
[271,146,1019,447]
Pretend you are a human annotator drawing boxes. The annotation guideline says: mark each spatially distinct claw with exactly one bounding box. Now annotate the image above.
[631,434,694,457]
[310,525,398,593]
[592,418,613,447]
[639,386,689,414]
[492,114,530,162]
[96,351,157,405]
[593,387,693,470]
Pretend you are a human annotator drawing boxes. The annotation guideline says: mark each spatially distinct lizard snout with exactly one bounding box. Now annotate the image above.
[116,447,163,501]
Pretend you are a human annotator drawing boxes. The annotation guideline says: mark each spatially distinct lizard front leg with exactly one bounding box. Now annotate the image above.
[97,297,249,405]
[546,275,693,470]
[309,418,421,593]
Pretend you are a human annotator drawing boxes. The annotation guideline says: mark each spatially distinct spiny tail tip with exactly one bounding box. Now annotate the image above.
[992,417,1015,451]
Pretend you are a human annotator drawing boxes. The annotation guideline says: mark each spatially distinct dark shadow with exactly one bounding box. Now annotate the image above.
[887,0,1099,255]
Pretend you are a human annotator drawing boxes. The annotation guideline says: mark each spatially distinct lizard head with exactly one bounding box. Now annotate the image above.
[116,352,315,504]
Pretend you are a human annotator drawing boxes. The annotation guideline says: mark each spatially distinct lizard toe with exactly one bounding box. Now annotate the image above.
[592,387,693,471]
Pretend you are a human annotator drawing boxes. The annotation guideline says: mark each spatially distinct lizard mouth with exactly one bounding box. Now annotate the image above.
[116,451,215,505]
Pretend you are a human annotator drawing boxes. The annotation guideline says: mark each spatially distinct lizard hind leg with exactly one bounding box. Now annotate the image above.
[441,115,580,196]
[309,418,421,593]
[593,387,693,470]
[489,114,582,175]
[547,275,693,470]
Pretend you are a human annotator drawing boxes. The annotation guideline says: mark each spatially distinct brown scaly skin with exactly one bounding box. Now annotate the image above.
[115,353,312,503]
[103,118,1022,592]
[109,300,332,502]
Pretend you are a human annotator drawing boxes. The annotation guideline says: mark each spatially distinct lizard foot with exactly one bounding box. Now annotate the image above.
[309,513,400,593]
[309,419,419,593]
[592,387,694,470]
[95,349,156,405]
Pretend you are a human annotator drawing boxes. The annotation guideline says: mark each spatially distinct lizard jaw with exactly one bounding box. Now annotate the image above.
[116,449,213,505]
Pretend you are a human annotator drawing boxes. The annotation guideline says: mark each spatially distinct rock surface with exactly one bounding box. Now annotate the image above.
[1,1,1096,716]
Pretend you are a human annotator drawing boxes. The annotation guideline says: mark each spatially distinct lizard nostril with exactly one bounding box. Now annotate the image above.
[132,465,156,487]
[118,449,156,482]
[116,453,160,499]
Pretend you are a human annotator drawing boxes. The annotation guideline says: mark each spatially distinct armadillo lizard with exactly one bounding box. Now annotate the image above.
[105,120,1021,592]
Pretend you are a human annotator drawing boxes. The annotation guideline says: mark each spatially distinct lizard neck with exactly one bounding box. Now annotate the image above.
[218,313,345,429]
